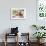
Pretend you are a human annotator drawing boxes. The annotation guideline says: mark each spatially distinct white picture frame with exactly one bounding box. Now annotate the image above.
[37,0,46,20]
[11,8,26,19]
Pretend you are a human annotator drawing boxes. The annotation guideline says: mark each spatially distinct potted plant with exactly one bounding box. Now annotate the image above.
[33,32,46,43]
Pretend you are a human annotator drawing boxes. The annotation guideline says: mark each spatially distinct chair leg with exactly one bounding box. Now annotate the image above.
[17,35,18,46]
[16,34,18,46]
[4,33,7,46]
[4,41,7,46]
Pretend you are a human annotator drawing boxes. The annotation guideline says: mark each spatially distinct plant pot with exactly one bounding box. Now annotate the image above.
[37,39,40,43]
[37,39,45,44]
[40,38,45,43]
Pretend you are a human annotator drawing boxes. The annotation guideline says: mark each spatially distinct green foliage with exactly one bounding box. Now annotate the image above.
[32,25,37,27]
[32,25,39,30]
[32,25,45,30]
[33,32,46,39]
[40,26,45,29]
[39,13,44,17]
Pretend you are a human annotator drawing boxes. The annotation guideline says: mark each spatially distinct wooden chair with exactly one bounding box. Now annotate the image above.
[4,33,18,46]
[18,33,30,46]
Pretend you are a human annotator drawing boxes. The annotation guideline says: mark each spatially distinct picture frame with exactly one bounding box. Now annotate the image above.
[37,0,46,20]
[11,8,26,19]
[36,0,46,26]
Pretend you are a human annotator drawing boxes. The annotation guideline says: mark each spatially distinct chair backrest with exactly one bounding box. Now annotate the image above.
[11,27,18,34]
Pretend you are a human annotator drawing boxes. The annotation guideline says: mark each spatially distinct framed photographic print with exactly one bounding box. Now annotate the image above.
[37,0,46,20]
[36,0,46,27]
[11,8,26,19]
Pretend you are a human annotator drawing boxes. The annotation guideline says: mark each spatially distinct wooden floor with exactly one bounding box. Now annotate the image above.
[0,42,46,46]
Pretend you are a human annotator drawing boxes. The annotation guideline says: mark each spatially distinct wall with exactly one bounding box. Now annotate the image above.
[0,0,36,42]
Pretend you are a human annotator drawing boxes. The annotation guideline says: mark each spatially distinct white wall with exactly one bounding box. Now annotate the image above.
[0,0,36,42]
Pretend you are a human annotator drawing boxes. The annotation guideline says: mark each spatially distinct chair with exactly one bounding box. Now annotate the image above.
[18,33,30,46]
[4,27,19,46]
